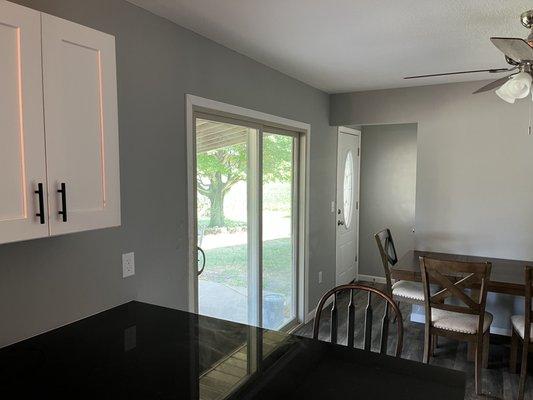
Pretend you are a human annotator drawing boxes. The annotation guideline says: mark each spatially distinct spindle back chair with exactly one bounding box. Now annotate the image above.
[312,284,403,357]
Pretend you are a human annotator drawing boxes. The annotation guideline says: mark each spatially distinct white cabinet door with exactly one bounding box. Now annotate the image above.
[42,13,120,236]
[0,1,49,243]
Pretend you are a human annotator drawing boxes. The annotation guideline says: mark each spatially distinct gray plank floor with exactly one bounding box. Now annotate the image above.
[293,282,533,400]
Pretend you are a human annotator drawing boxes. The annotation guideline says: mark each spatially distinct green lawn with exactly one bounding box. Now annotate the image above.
[200,238,292,297]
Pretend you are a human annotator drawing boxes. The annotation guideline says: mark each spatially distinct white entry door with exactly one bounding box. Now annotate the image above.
[336,127,360,285]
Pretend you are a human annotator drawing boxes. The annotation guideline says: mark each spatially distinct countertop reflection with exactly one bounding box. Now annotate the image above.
[0,301,464,399]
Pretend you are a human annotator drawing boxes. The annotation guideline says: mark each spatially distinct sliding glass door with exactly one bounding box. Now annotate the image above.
[262,132,298,330]
[194,114,299,330]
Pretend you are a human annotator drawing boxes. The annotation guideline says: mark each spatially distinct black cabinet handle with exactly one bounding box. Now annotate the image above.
[57,183,67,222]
[34,183,45,224]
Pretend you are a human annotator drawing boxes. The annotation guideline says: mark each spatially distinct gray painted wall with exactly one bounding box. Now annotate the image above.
[359,124,417,277]
[331,81,531,333]
[0,0,337,347]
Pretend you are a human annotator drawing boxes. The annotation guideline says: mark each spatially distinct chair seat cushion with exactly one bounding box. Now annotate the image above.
[432,309,493,334]
[391,280,424,301]
[511,315,533,341]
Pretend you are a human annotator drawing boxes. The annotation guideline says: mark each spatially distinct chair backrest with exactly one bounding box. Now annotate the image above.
[374,229,398,293]
[419,257,492,335]
[523,266,533,343]
[312,283,403,357]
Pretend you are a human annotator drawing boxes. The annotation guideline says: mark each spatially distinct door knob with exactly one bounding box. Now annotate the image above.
[338,220,345,226]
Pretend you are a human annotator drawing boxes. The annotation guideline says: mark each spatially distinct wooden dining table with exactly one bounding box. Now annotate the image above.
[392,250,531,296]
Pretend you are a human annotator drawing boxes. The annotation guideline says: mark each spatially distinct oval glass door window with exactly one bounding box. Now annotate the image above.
[343,151,354,228]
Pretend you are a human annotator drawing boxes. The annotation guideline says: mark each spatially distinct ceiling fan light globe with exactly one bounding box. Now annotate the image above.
[495,72,532,102]
[508,72,531,98]
[495,85,517,103]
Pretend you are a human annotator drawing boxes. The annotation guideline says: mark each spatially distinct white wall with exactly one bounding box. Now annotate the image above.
[332,81,533,259]
[331,80,532,332]
[0,0,336,348]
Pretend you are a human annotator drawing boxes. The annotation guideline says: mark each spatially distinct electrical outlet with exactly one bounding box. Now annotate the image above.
[319,271,323,284]
[122,252,135,278]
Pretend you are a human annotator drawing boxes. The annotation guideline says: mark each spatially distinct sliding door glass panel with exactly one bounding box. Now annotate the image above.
[195,114,300,331]
[262,133,297,330]
[196,117,253,324]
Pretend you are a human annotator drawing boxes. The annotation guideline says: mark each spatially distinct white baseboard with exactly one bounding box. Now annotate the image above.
[410,312,511,336]
[357,274,388,285]
[305,295,334,323]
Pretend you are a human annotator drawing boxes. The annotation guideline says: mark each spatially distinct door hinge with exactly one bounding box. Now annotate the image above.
[356,201,359,210]
[357,147,360,157]
[355,255,358,262]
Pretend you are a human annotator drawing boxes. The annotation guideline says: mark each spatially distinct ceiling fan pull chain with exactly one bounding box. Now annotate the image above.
[527,99,533,135]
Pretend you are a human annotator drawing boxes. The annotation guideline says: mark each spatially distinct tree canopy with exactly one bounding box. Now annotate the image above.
[197,134,293,227]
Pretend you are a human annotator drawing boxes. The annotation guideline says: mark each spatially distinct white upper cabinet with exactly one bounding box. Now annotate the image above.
[0,1,120,244]
[42,14,120,236]
[0,1,48,244]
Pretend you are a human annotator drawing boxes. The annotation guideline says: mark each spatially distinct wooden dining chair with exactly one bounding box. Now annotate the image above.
[419,256,492,395]
[375,228,424,305]
[313,283,403,357]
[509,266,533,400]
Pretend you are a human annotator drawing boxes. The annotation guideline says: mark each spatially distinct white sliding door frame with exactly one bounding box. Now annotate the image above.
[247,127,262,327]
[186,94,310,328]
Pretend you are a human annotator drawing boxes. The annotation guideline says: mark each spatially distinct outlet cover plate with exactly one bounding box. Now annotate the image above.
[122,252,135,278]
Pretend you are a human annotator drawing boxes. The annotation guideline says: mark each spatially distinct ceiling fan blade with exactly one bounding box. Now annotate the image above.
[404,68,512,79]
[490,37,533,62]
[472,75,514,94]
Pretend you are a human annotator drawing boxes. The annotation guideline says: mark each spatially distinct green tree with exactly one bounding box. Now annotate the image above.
[197,135,292,227]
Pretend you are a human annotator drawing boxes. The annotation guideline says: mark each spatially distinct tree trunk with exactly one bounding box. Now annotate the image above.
[208,184,225,227]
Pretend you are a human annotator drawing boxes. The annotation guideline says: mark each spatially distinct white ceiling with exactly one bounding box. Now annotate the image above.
[127,0,532,93]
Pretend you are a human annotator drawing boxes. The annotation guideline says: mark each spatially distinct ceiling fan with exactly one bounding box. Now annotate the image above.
[404,10,533,103]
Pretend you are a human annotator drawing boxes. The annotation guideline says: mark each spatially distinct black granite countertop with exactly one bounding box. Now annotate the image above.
[0,301,465,399]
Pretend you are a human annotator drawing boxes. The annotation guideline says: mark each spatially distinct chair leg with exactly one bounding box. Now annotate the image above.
[431,334,437,355]
[482,331,490,369]
[475,337,483,395]
[518,340,529,400]
[510,328,519,374]
[393,301,400,323]
[467,341,476,362]
[423,326,432,364]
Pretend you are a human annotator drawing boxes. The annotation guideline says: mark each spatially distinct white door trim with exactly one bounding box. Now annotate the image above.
[335,126,361,284]
[185,94,310,326]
